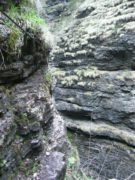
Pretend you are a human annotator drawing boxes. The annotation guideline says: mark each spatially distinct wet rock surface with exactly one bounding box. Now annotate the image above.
[49,0,135,179]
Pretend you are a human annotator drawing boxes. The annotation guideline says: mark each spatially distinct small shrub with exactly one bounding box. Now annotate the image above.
[5,0,45,29]
[4,0,45,55]
[21,9,45,28]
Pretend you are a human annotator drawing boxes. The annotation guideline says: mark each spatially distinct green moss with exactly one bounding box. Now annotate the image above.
[21,9,45,28]
[12,2,44,27]
[44,71,52,83]
[0,159,6,169]
[67,130,75,143]
[64,144,79,180]
[5,0,45,31]
[7,26,21,52]
[3,0,45,55]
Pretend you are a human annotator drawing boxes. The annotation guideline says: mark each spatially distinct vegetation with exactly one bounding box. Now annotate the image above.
[44,70,52,83]
[7,26,21,52]
[65,130,94,180]
[21,10,44,27]
[2,0,45,53]
[6,0,45,27]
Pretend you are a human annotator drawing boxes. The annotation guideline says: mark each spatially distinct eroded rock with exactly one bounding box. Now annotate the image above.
[50,0,135,179]
[0,23,67,180]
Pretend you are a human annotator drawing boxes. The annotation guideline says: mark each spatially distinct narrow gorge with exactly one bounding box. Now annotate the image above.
[1,0,135,180]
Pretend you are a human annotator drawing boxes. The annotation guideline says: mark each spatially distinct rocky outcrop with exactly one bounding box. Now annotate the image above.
[0,24,49,84]
[39,111,66,180]
[50,0,135,179]
[45,0,70,21]
[0,20,67,180]
[0,67,67,180]
[43,0,83,32]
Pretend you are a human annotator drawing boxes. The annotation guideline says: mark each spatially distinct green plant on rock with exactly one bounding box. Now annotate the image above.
[5,0,45,31]
[3,0,45,56]
[7,26,21,52]
[7,1,45,27]
[21,9,45,28]
[65,131,94,180]
[44,71,52,83]
[65,146,93,180]
[7,3,19,18]
[0,159,6,168]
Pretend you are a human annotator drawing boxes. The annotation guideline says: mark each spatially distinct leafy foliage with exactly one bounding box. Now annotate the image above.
[2,0,45,52]
[21,9,44,27]
[6,1,45,28]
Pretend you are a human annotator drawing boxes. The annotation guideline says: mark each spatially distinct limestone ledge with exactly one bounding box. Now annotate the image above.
[53,68,135,88]
[66,119,135,148]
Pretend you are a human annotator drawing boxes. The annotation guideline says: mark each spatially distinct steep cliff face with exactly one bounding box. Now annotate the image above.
[0,2,67,180]
[2,0,135,179]
[49,0,135,179]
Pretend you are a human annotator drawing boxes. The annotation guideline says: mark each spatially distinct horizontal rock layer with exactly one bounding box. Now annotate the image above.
[50,0,135,179]
[52,0,135,146]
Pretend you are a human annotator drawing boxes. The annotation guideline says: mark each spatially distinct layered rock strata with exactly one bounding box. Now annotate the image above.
[51,0,135,179]
[0,24,67,180]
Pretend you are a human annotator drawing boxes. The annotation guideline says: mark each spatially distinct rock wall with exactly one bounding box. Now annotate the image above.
[2,0,135,179]
[50,0,135,179]
[45,0,70,21]
[0,18,67,180]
